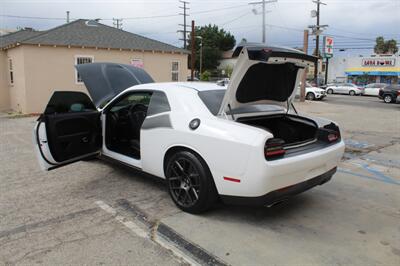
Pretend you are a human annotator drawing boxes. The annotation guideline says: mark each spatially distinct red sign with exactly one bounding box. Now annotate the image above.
[131,59,144,68]
[323,36,333,58]
[362,58,395,67]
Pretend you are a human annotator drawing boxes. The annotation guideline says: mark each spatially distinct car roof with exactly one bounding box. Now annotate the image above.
[125,81,226,93]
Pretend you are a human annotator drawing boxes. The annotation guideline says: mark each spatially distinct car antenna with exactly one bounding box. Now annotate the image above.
[227,103,235,120]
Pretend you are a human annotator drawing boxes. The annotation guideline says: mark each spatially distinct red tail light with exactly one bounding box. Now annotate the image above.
[327,132,339,142]
[318,123,341,143]
[265,138,286,160]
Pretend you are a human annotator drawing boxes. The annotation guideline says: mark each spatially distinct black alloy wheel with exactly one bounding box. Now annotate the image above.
[166,151,217,213]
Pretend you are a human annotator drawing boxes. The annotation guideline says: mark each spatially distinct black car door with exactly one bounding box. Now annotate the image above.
[34,91,102,170]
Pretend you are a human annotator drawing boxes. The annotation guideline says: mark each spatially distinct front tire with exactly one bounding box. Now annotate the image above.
[383,94,393,103]
[349,90,355,96]
[306,92,315,101]
[327,89,333,94]
[165,151,217,213]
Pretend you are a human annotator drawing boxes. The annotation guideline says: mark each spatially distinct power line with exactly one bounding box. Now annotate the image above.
[221,11,250,26]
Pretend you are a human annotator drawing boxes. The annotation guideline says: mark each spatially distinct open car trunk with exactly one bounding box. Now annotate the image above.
[238,114,318,147]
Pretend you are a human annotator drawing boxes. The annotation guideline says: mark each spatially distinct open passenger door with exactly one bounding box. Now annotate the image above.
[33,91,102,171]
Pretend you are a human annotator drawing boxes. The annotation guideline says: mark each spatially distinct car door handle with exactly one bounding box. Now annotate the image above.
[81,137,89,143]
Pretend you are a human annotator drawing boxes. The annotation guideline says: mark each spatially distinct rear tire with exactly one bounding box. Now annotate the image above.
[383,94,393,103]
[327,89,333,94]
[165,151,217,214]
[306,92,315,101]
[349,90,355,96]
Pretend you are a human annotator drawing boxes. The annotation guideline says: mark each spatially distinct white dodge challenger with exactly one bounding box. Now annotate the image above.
[34,44,345,213]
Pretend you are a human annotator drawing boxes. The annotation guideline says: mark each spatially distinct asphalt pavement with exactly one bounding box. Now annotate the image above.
[322,94,399,110]
[0,96,399,265]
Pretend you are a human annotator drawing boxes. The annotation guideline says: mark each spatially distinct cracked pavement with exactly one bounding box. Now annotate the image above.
[0,95,399,265]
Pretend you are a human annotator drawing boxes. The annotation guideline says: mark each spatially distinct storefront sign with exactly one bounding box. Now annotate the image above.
[362,58,395,67]
[323,36,333,58]
[131,59,144,68]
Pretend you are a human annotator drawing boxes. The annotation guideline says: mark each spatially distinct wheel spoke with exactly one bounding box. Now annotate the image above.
[168,176,181,181]
[191,188,199,200]
[174,161,185,174]
[185,190,193,203]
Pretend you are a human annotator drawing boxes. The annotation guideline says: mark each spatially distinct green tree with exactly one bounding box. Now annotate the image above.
[188,24,236,72]
[374,36,398,54]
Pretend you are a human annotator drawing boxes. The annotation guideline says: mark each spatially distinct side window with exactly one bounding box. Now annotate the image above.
[75,56,94,83]
[171,61,179,81]
[44,91,96,114]
[147,91,171,116]
[110,92,153,112]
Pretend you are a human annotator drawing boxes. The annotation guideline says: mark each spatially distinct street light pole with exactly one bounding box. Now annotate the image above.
[249,0,277,43]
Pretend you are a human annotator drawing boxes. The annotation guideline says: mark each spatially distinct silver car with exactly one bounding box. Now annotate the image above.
[326,83,363,96]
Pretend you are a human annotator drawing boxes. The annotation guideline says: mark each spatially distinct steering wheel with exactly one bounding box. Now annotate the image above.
[128,103,148,138]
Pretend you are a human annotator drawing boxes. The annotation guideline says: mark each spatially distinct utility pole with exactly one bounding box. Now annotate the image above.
[190,20,195,81]
[66,11,70,23]
[178,1,190,49]
[249,0,277,43]
[196,36,203,75]
[113,18,123,29]
[311,0,326,84]
[300,30,309,102]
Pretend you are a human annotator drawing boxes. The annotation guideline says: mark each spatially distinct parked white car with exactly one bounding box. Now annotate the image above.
[326,83,363,96]
[362,83,387,96]
[297,82,327,100]
[33,45,345,213]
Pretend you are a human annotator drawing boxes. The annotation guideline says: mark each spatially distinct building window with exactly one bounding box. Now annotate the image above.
[8,59,14,85]
[171,61,179,81]
[75,56,93,83]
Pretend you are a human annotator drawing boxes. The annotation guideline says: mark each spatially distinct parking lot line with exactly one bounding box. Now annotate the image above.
[95,200,148,238]
[337,167,400,186]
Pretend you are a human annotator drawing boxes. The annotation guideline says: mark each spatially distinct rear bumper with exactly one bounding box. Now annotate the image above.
[221,167,336,206]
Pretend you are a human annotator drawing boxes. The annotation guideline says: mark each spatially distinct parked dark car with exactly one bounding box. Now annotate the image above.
[378,84,400,103]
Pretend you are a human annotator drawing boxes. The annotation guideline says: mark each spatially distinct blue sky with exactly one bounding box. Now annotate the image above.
[0,0,399,55]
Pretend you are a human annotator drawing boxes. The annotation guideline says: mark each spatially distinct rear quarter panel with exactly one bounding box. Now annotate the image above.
[140,88,269,195]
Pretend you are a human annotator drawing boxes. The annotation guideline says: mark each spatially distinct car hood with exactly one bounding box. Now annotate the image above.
[307,87,324,93]
[217,44,317,115]
[75,62,154,107]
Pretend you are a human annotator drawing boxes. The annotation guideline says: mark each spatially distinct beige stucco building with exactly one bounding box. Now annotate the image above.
[0,20,188,113]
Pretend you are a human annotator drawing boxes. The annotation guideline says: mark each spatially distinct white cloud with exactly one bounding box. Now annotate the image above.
[0,0,398,53]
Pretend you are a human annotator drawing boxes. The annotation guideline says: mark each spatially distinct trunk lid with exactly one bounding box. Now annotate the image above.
[218,44,317,116]
[75,62,154,108]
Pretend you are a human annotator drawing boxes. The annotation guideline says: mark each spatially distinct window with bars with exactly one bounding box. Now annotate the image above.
[8,59,14,85]
[171,61,179,81]
[75,56,93,83]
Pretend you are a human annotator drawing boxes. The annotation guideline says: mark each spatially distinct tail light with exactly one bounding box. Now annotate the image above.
[265,138,286,160]
[397,90,400,96]
[318,123,341,143]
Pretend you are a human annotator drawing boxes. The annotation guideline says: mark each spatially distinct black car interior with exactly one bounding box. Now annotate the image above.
[41,91,102,163]
[105,92,153,159]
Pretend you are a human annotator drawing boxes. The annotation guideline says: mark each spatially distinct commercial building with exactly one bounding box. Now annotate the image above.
[0,19,188,113]
[327,54,400,85]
